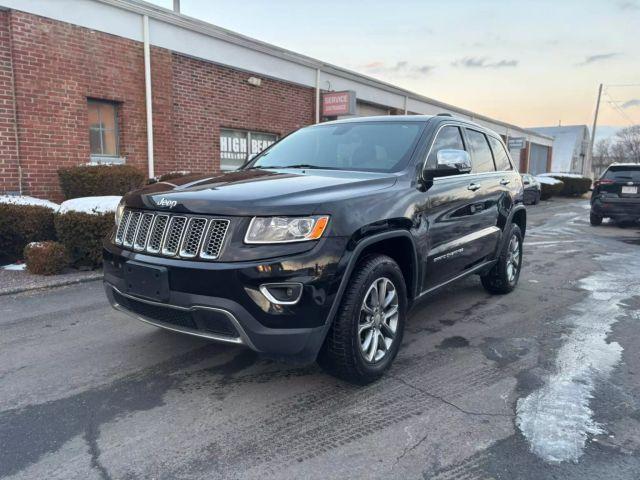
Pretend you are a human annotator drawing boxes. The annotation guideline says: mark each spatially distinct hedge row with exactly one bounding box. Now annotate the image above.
[0,204,56,263]
[54,212,114,268]
[540,174,592,196]
[24,241,69,275]
[539,180,564,200]
[1,204,113,269]
[58,165,145,199]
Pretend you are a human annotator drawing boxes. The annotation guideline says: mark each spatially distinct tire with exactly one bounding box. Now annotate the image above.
[533,192,541,205]
[590,212,603,226]
[318,254,407,384]
[481,224,523,295]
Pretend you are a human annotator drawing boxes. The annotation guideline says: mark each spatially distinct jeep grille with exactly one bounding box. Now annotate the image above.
[114,209,229,260]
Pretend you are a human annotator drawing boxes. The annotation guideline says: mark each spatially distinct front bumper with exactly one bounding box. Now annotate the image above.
[103,237,348,362]
[591,196,640,220]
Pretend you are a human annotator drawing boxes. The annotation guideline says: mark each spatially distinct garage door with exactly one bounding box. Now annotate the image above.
[529,144,549,175]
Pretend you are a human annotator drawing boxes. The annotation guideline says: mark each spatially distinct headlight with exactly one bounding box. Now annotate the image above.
[114,201,125,227]
[244,216,329,244]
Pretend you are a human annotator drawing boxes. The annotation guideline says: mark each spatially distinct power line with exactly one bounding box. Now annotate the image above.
[603,88,638,127]
[604,83,640,88]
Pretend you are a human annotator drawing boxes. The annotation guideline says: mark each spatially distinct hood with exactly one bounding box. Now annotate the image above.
[124,168,398,216]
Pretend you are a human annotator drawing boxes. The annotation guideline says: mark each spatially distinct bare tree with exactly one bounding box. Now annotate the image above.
[611,125,640,163]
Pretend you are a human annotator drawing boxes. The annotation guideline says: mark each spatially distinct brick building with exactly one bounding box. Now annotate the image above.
[0,0,553,201]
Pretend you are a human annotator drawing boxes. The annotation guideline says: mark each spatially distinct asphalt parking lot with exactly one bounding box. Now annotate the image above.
[1,197,639,480]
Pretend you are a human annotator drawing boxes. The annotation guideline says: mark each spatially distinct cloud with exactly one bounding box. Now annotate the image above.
[360,60,435,78]
[618,1,640,10]
[621,99,640,109]
[577,52,619,66]
[452,57,518,69]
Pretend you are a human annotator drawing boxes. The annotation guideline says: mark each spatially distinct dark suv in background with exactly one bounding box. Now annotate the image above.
[591,163,640,226]
[104,115,525,383]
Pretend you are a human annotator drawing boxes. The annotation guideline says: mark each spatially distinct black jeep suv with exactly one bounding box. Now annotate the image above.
[590,163,640,226]
[104,115,525,383]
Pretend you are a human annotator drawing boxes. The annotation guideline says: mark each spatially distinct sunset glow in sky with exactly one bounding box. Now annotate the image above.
[148,0,640,133]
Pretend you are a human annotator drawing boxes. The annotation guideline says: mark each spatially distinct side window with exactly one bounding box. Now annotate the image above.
[466,129,496,173]
[488,135,513,171]
[426,125,465,170]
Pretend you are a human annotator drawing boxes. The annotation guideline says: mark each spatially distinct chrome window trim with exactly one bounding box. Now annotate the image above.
[423,122,519,180]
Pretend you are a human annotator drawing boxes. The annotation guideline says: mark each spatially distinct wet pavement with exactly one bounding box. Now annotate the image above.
[1,197,639,479]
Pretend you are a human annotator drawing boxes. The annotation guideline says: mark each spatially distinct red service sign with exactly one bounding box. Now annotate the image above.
[322,90,356,116]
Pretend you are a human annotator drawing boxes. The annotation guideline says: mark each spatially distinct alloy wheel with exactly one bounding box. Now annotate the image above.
[506,234,521,283]
[358,277,399,363]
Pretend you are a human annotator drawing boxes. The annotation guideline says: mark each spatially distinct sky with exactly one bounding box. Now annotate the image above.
[147,0,639,138]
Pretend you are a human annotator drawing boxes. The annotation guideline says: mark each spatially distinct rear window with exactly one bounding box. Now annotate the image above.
[603,166,640,181]
[466,129,496,173]
[488,136,513,171]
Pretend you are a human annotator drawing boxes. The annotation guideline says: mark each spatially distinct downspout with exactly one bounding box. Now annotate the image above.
[403,95,408,115]
[7,12,22,194]
[143,15,155,178]
[315,68,321,124]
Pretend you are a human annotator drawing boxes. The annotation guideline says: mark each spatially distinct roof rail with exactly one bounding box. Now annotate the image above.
[437,113,453,117]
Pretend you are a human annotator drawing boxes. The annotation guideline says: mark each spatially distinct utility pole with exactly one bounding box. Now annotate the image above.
[587,83,603,178]
[173,0,180,13]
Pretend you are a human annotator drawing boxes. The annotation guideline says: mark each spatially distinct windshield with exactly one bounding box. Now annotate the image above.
[246,122,423,173]
[603,165,640,181]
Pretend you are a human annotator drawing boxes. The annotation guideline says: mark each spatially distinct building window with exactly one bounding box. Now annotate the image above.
[88,100,120,162]
[220,129,277,170]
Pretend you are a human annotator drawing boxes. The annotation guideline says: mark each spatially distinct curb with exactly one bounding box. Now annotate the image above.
[0,273,104,297]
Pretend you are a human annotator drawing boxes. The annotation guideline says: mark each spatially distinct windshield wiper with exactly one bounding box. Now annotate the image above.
[250,164,337,170]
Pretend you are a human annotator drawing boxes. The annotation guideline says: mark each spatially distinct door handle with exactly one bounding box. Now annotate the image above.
[467,183,481,191]
[500,179,510,186]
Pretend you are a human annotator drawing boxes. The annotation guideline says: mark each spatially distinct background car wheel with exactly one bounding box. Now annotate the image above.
[318,254,407,384]
[533,192,541,205]
[590,212,603,226]
[481,224,523,295]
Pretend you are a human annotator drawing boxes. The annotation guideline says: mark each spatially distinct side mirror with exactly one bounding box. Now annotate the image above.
[423,149,472,182]
[523,180,530,185]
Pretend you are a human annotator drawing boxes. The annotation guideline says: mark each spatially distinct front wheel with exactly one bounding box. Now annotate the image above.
[318,254,407,384]
[481,224,523,294]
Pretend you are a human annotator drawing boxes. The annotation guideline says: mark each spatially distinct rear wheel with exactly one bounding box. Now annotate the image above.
[533,191,541,205]
[481,224,522,294]
[590,212,603,226]
[318,254,407,384]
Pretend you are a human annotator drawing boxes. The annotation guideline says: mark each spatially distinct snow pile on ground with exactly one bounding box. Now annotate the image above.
[535,176,563,185]
[0,195,59,210]
[58,196,122,215]
[538,172,586,179]
[1,263,26,271]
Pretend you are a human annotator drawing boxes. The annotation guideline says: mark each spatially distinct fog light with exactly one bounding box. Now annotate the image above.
[259,283,303,305]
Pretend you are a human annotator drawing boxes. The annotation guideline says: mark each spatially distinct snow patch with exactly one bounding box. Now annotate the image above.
[2,263,26,271]
[0,195,59,210]
[516,252,640,463]
[58,196,121,215]
[539,172,587,179]
[535,176,563,185]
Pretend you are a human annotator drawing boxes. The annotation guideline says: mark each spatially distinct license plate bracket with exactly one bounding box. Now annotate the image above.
[621,186,638,194]
[123,261,169,302]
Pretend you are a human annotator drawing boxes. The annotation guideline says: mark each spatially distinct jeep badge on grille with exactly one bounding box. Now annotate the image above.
[157,198,177,208]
